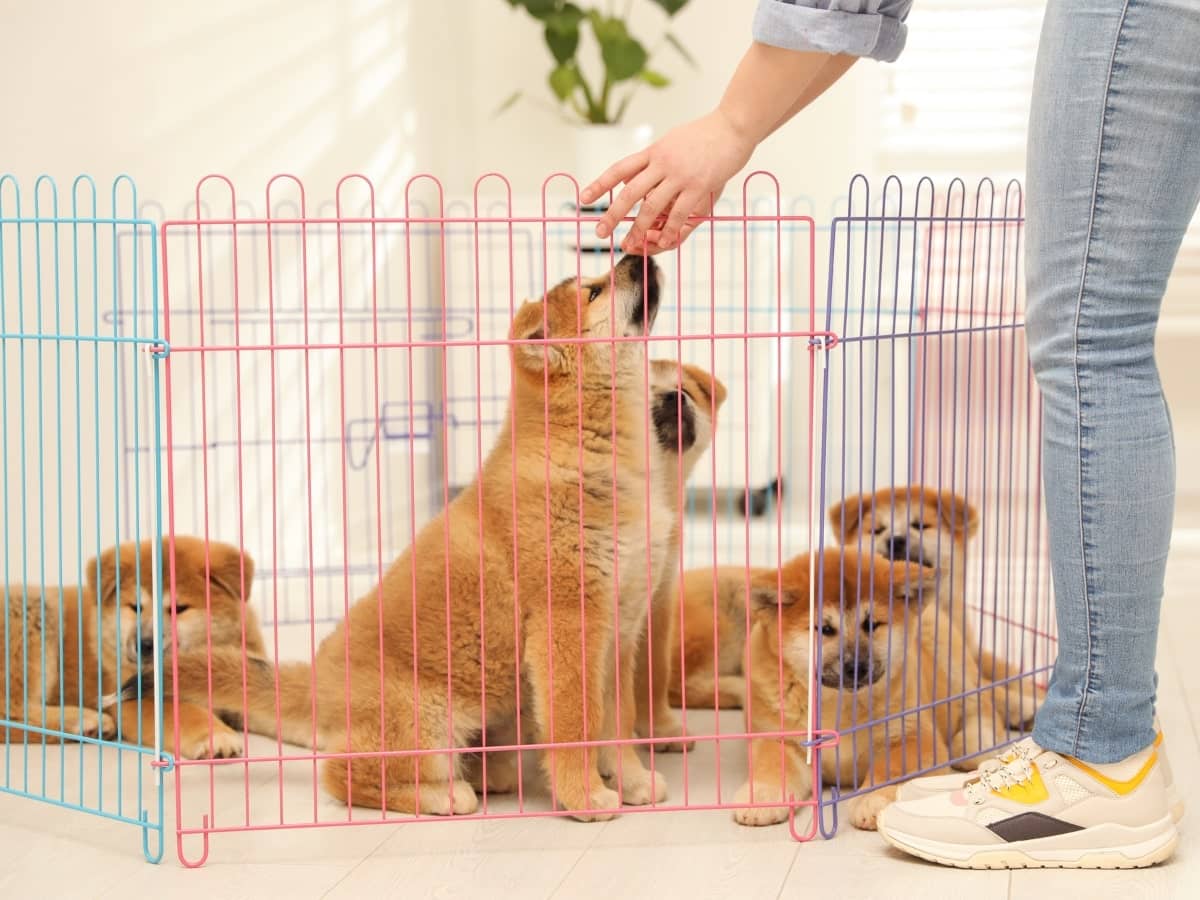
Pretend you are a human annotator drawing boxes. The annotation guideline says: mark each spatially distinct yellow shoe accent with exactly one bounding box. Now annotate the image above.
[1066,751,1158,797]
[990,763,1049,804]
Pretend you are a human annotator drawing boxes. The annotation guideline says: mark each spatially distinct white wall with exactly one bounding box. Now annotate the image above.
[0,0,878,214]
[1,0,469,213]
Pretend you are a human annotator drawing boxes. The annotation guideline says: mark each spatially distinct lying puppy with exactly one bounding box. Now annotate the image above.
[632,359,726,752]
[4,537,259,760]
[144,254,667,820]
[733,547,942,830]
[666,564,761,712]
[827,486,1044,768]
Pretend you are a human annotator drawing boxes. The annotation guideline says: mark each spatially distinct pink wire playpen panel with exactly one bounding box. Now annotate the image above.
[145,172,1050,865]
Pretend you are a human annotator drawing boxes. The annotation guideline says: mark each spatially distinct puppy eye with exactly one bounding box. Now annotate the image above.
[820,623,837,637]
[862,618,884,634]
[174,605,190,614]
[588,284,603,302]
[872,525,887,536]
[912,522,933,531]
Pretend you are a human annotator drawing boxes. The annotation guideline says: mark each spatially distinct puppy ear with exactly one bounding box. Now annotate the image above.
[935,490,980,539]
[748,572,802,611]
[827,493,869,545]
[85,545,122,605]
[201,542,255,603]
[510,301,565,375]
[680,363,727,413]
[86,541,158,606]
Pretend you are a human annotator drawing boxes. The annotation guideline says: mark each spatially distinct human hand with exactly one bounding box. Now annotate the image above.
[579,109,754,254]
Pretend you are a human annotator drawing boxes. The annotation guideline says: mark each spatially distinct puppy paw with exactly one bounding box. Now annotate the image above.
[564,785,621,822]
[77,708,117,741]
[610,766,668,806]
[445,781,480,816]
[847,791,894,831]
[420,781,480,816]
[732,780,791,827]
[182,727,244,760]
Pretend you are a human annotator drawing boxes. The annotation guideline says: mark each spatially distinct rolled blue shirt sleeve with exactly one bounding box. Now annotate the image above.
[752,1,914,62]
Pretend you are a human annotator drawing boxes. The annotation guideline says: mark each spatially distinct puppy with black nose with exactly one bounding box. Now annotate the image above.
[632,359,726,753]
[827,486,1046,769]
[732,547,946,832]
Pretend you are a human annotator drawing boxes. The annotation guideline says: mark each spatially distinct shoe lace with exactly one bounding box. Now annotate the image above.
[964,739,1040,803]
[977,742,1028,774]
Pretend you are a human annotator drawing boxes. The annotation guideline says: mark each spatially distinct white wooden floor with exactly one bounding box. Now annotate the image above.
[3,531,1198,899]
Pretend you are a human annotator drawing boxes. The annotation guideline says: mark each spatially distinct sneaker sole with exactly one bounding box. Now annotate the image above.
[897,786,1185,826]
[877,814,1178,870]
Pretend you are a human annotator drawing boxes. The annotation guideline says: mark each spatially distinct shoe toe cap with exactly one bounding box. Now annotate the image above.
[878,793,1004,846]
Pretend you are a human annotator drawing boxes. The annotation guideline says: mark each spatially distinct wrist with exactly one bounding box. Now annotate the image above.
[713,103,760,154]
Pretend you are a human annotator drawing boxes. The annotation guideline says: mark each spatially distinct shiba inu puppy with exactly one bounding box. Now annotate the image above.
[632,359,726,752]
[144,255,669,820]
[733,548,942,830]
[4,537,259,760]
[828,486,1044,767]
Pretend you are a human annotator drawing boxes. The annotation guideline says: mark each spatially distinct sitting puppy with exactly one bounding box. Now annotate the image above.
[632,359,726,752]
[733,547,943,830]
[4,536,260,760]
[135,255,669,821]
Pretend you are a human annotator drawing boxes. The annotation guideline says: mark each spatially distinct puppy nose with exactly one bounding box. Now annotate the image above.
[886,536,909,560]
[842,658,873,686]
[617,253,658,278]
[138,637,156,658]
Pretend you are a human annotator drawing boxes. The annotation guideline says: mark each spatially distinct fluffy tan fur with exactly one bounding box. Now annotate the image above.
[732,547,942,830]
[827,486,1045,768]
[666,564,764,711]
[3,536,260,759]
[631,360,726,753]
[157,255,674,820]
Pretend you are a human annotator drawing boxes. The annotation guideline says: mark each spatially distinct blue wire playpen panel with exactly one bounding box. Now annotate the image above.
[0,175,165,862]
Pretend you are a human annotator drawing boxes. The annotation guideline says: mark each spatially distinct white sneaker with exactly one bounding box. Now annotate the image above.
[877,737,1178,869]
[897,720,1184,823]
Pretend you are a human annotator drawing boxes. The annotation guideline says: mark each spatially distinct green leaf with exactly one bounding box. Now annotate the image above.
[548,2,584,27]
[513,0,558,19]
[543,5,582,65]
[639,69,669,87]
[544,20,579,63]
[663,32,697,69]
[600,34,648,82]
[549,62,580,101]
[587,11,626,45]
[494,90,523,117]
[649,0,690,14]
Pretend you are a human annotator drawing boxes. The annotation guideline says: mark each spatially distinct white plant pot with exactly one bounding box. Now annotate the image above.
[569,122,653,199]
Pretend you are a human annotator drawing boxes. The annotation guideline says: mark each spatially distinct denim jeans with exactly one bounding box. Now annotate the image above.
[1025,0,1200,764]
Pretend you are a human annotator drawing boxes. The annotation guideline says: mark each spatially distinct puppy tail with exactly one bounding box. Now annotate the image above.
[741,477,785,517]
[116,648,316,746]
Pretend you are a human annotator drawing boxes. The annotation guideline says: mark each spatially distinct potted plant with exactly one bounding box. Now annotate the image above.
[499,0,695,186]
